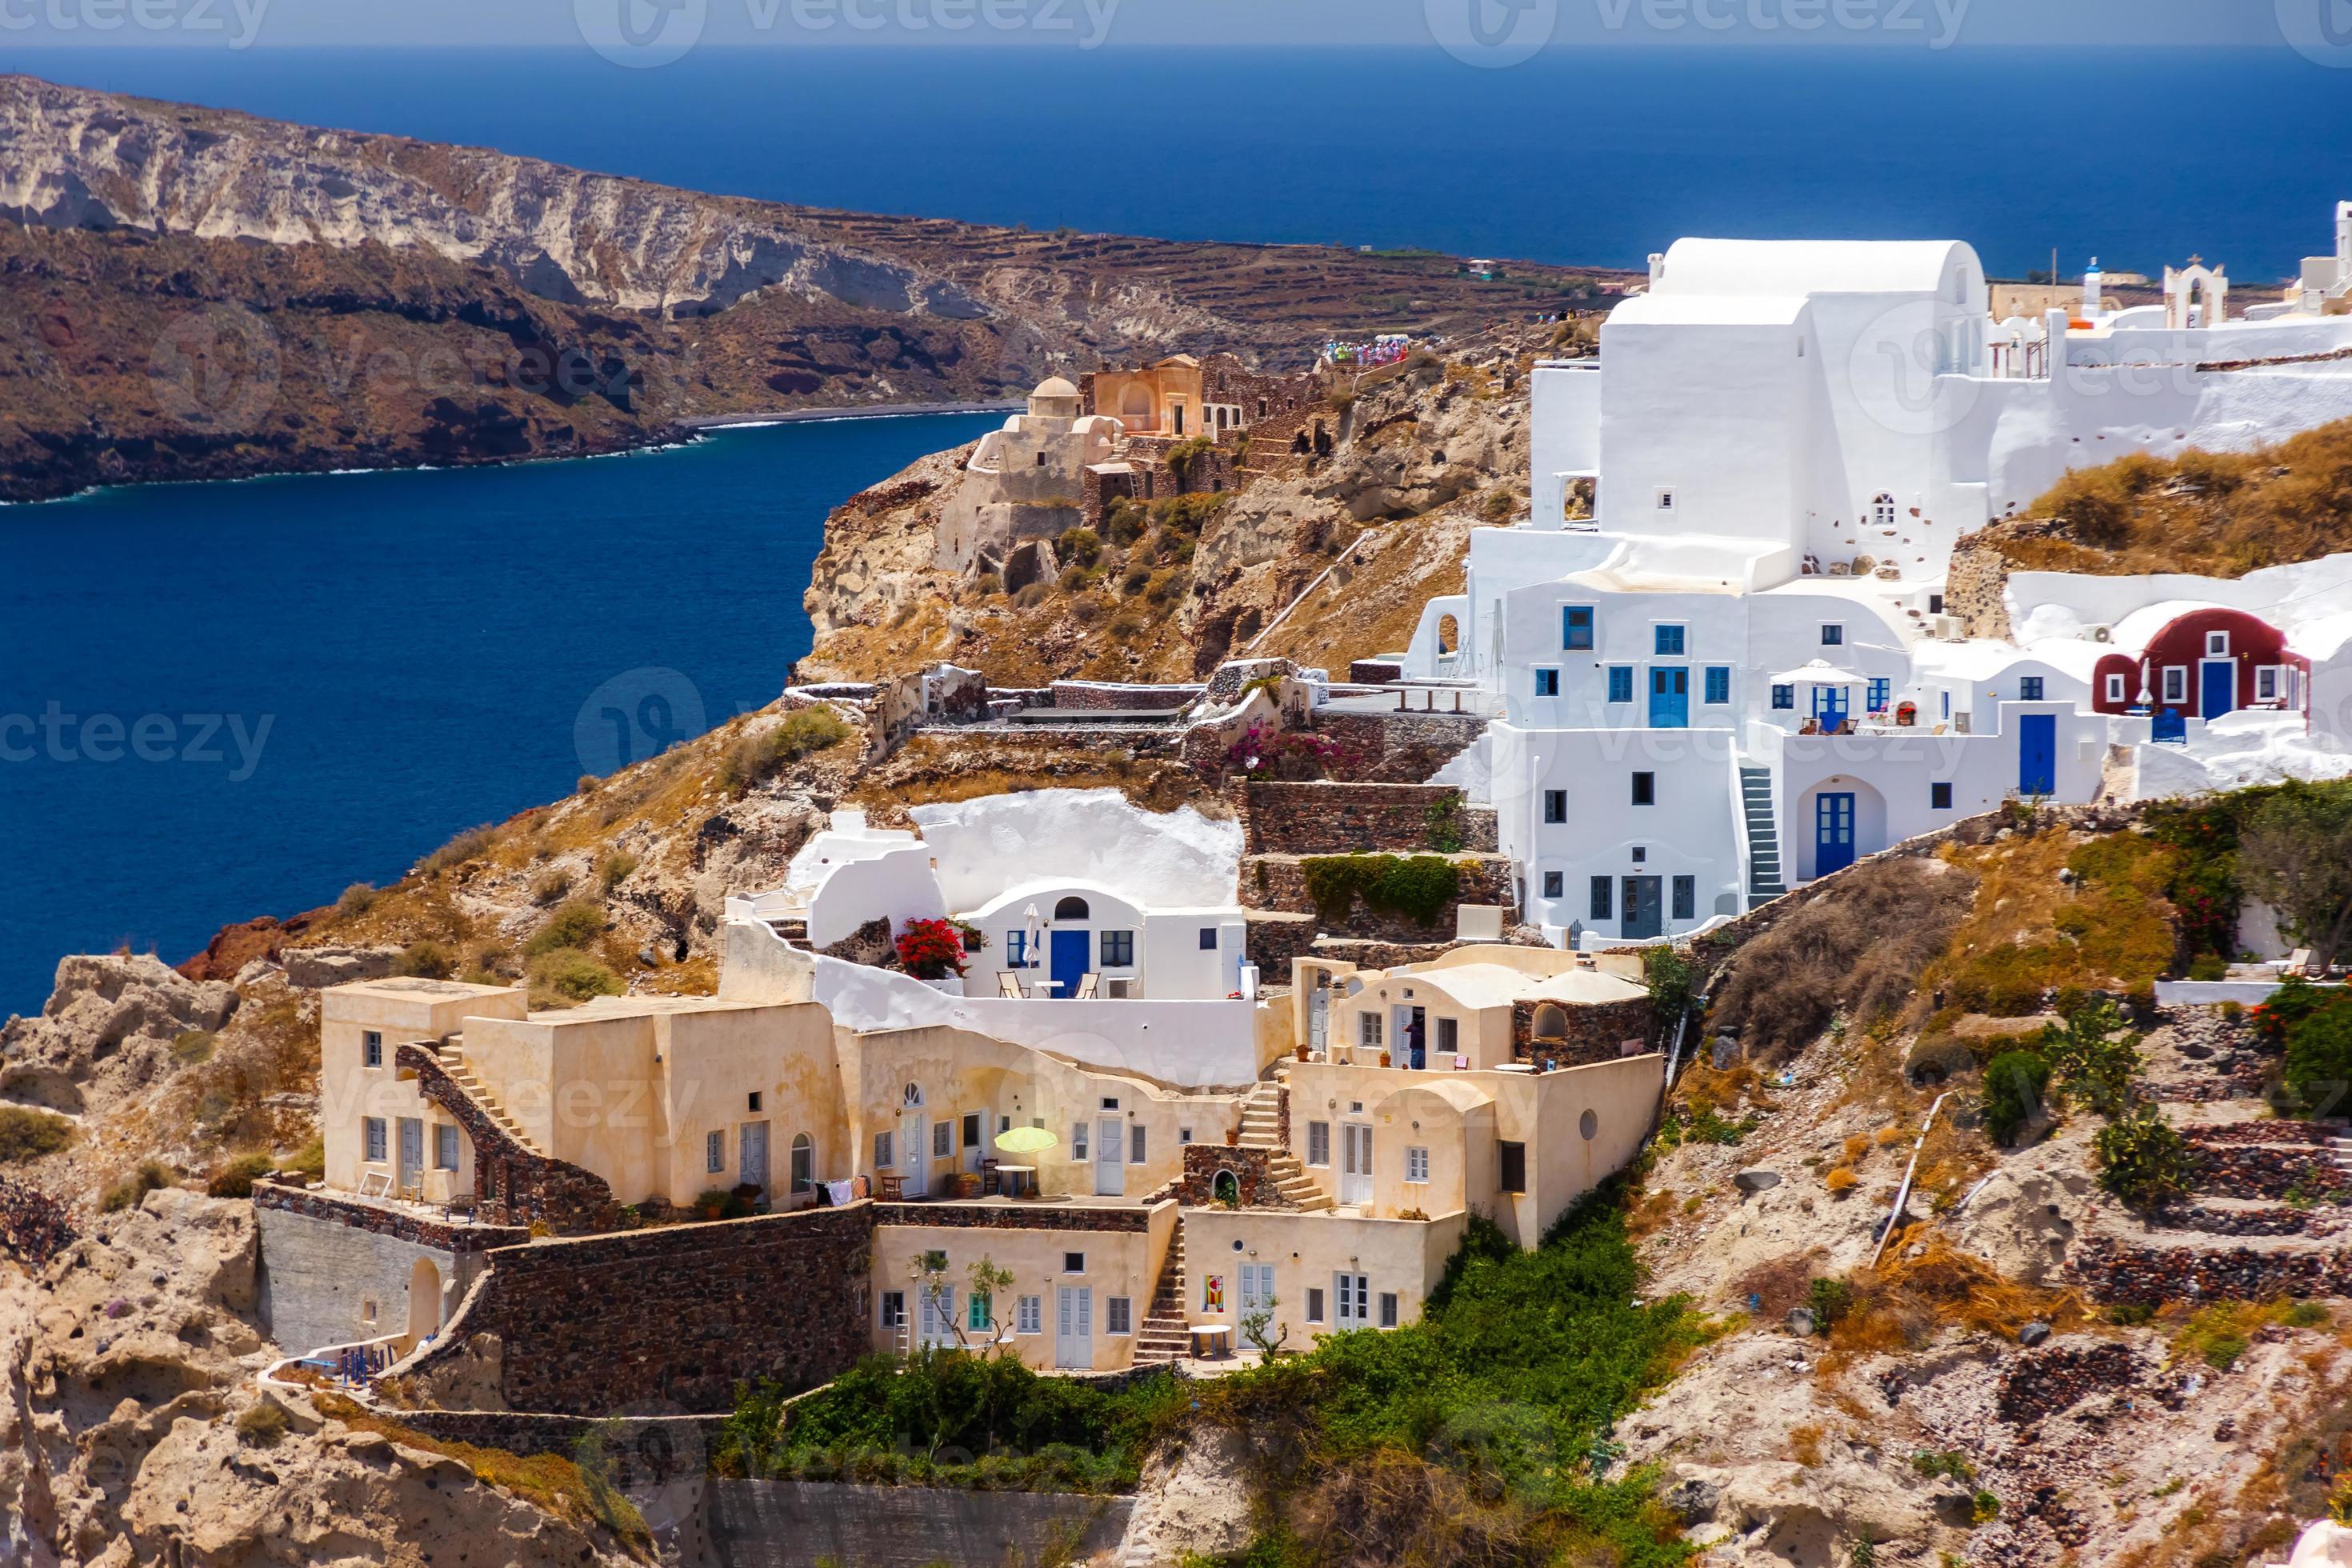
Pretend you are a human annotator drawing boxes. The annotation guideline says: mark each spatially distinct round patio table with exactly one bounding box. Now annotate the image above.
[994,1164,1037,1198]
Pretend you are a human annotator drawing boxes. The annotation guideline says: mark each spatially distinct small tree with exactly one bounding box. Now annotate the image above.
[1980,1050,2052,1146]
[1239,1294,1289,1358]
[2093,1105,2190,1210]
[2041,996,2142,1117]
[963,1256,1018,1356]
[2238,781,2352,974]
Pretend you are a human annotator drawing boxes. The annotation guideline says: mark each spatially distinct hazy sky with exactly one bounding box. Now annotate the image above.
[0,0,2322,48]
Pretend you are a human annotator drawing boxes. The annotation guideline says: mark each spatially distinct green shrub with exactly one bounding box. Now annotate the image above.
[577,773,601,796]
[1012,582,1051,610]
[418,823,498,877]
[0,1106,74,1162]
[527,949,625,1006]
[236,1402,289,1448]
[2093,1105,2190,1210]
[102,1161,176,1211]
[394,940,455,980]
[530,868,573,906]
[2278,987,2352,1114]
[171,1030,217,1064]
[1298,854,1462,927]
[1970,1490,2002,1524]
[598,852,638,894]
[337,882,378,915]
[1980,1050,2051,1146]
[1054,526,1102,566]
[524,900,609,958]
[718,707,854,796]
[284,1137,326,1182]
[2187,952,2228,982]
[1911,1450,1975,1483]
[1807,1276,1855,1330]
[2040,996,2142,1116]
[206,1152,276,1198]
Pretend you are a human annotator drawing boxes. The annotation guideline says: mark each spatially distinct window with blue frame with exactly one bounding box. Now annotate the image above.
[1198,927,1218,950]
[1607,666,1634,703]
[1654,624,1686,656]
[1866,677,1891,713]
[2019,676,2045,702]
[1100,930,1135,967]
[1821,624,1845,646]
[1705,666,1731,704]
[1542,870,1563,898]
[1563,606,1594,650]
[1534,668,1560,697]
[1006,931,1027,966]
[1671,876,1695,921]
[1543,790,1566,823]
[1771,684,1795,710]
[1589,877,1613,921]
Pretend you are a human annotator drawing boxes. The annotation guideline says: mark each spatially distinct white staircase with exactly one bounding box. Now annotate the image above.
[1739,766,1787,908]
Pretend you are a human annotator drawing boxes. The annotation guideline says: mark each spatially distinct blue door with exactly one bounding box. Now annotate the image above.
[1648,667,1689,728]
[2200,660,2235,720]
[2153,706,2187,743]
[1812,685,1847,727]
[1049,929,1090,999]
[1815,793,1856,877]
[1621,877,1663,940]
[2018,712,2056,796]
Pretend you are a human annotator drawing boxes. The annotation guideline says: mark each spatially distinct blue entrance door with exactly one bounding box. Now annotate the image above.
[2018,712,2056,795]
[1815,793,1856,877]
[1050,930,1090,999]
[1812,685,1847,727]
[1621,877,1663,940]
[1648,667,1689,729]
[2201,660,2235,720]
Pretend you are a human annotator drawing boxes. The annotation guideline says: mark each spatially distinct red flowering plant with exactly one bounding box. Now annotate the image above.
[1226,720,1348,782]
[894,918,967,980]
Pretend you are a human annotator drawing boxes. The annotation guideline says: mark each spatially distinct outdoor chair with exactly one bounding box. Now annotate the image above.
[877,1173,905,1201]
[1074,973,1100,999]
[981,1158,1002,1196]
[997,972,1024,998]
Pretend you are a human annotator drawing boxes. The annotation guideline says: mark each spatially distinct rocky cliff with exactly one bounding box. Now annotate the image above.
[0,74,1630,501]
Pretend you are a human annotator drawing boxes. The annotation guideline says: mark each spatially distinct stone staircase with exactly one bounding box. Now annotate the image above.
[2334,1134,2352,1173]
[435,1042,546,1158]
[1739,766,1788,908]
[1239,1075,1332,1212]
[1131,1218,1191,1366]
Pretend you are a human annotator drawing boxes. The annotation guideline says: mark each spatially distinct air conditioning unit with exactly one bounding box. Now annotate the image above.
[2090,625,2114,643]
[1931,615,1965,639]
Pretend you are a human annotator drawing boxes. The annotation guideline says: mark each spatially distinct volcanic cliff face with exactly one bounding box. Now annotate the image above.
[0,74,1630,501]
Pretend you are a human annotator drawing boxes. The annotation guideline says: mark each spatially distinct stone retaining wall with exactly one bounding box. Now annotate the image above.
[2184,1121,2340,1147]
[407,1204,876,1414]
[870,1202,1153,1234]
[1242,854,1514,943]
[1177,1144,1300,1211]
[1308,710,1486,784]
[1236,782,1496,856]
[252,1182,530,1253]
[390,1407,728,1462]
[1050,681,1204,712]
[2070,1236,2352,1306]
[1996,1340,2144,1426]
[1511,997,1655,1066]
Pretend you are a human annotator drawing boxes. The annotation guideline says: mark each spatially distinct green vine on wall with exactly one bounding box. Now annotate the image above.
[1301,854,1463,927]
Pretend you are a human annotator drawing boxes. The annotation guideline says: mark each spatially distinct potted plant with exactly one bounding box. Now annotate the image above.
[1295,1042,1310,1062]
[1224,1126,1241,1146]
[894,918,968,990]
[1379,1050,1392,1068]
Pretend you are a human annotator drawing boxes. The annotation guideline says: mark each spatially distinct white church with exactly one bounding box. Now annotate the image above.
[1388,214,2352,946]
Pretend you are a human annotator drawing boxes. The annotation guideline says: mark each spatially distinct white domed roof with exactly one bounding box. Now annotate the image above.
[1032,375,1079,399]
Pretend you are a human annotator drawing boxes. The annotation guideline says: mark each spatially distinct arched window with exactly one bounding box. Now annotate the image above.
[1871,493,1897,529]
[790,1133,814,1194]
[1212,1170,1241,1206]
[1053,895,1090,921]
[1532,1004,1568,1040]
[1437,614,1461,656]
[902,1082,924,1108]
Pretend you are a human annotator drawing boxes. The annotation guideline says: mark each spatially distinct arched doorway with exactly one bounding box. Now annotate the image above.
[406,1257,442,1345]
[1437,614,1461,657]
[1119,383,1153,428]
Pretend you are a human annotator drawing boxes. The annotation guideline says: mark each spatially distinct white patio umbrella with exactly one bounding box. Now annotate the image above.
[1768,658,1867,686]
[1021,903,1043,968]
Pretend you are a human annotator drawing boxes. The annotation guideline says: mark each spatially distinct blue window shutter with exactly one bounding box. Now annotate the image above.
[1706,666,1730,704]
[1608,666,1634,703]
[1771,684,1794,710]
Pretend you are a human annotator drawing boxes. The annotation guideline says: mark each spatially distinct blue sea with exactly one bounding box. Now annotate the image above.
[2,44,2347,1010]
[0,415,998,1013]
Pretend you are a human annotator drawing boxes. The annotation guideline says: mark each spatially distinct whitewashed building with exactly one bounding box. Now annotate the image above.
[1394,220,2352,946]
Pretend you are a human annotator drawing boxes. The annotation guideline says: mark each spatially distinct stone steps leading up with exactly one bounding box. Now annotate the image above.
[436,1043,546,1158]
[1132,1218,1190,1366]
[1739,765,1786,908]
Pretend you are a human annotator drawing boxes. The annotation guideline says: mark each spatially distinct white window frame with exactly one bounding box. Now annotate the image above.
[932,1120,952,1160]
[1306,1286,1326,1323]
[881,1290,906,1327]
[2162,666,2189,705]
[1017,1294,1042,1334]
[1359,1013,1382,1047]
[1654,487,1674,511]
[1406,1146,1430,1184]
[873,1130,894,1170]
[706,1129,726,1174]
[1820,623,1845,647]
[1306,1120,1331,1166]
[1071,1122,1089,1161]
[2104,673,2126,704]
[2255,666,2280,702]
[1129,1124,1147,1165]
[362,1031,383,1069]
[363,1117,387,1163]
[2206,630,2230,657]
[434,1123,461,1170]
[1105,1296,1132,1335]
